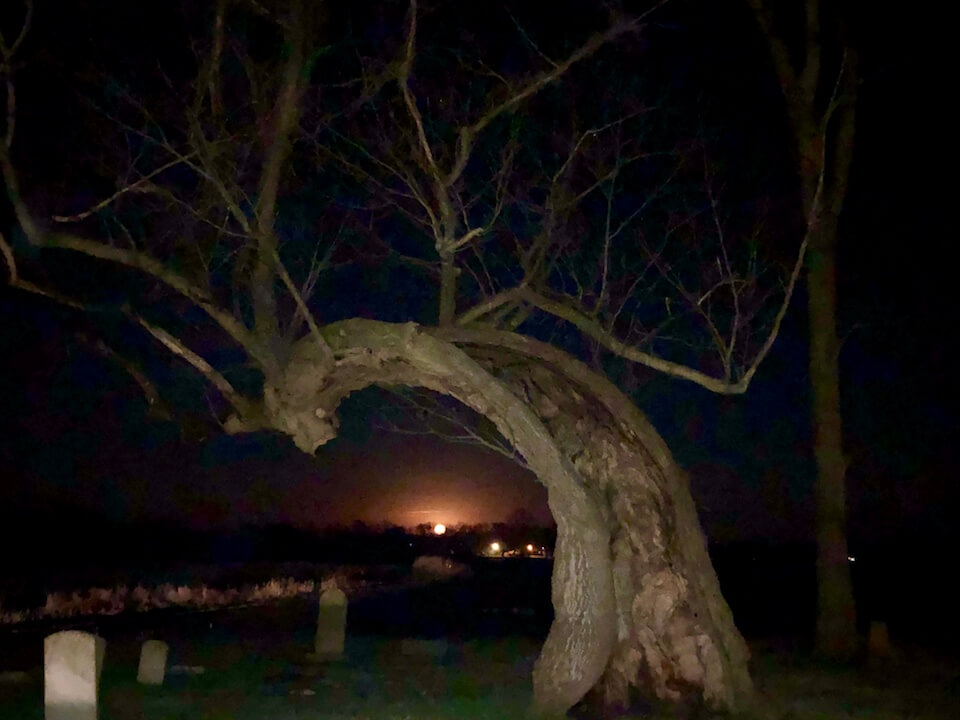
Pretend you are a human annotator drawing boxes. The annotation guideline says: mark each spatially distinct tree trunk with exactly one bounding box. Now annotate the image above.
[257,321,754,716]
[807,222,857,660]
[747,0,860,661]
[491,358,754,715]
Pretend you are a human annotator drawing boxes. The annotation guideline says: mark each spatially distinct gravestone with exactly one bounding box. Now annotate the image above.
[44,631,105,720]
[412,555,471,580]
[136,640,169,685]
[314,581,347,659]
[867,620,896,665]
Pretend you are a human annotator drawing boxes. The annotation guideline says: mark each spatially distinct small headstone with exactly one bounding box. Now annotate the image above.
[867,620,895,664]
[136,640,169,685]
[44,631,105,720]
[412,555,471,580]
[314,581,347,660]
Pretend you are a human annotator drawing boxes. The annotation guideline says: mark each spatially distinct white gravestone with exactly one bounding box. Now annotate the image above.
[314,583,348,659]
[44,631,105,720]
[136,640,169,685]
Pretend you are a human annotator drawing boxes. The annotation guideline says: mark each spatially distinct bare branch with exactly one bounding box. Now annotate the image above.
[208,0,227,119]
[250,1,308,342]
[514,239,806,396]
[398,0,442,185]
[0,0,34,61]
[128,311,259,421]
[52,154,198,223]
[444,2,670,189]
[270,247,334,369]
[457,287,527,327]
[800,0,821,101]
[5,231,256,425]
[2,77,14,150]
[79,333,173,421]
[451,225,486,252]
[2,230,90,310]
[40,231,276,372]
[703,156,737,379]
[745,0,797,96]
[0,229,18,285]
[376,387,526,468]
[0,0,34,150]
[102,104,255,234]
[320,128,441,234]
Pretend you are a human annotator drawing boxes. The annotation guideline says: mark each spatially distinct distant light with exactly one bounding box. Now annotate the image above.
[526,544,534,552]
[490,542,501,553]
[433,523,446,535]
[847,555,856,563]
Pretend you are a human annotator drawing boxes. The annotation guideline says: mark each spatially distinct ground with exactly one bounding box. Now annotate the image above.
[1,564,958,718]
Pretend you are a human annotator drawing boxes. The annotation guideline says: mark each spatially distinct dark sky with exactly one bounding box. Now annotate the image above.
[0,1,955,547]
[0,311,549,530]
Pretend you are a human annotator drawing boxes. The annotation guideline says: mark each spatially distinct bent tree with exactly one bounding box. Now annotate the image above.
[2,1,810,715]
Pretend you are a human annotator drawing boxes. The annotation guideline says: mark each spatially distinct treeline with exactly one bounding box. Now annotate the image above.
[0,506,556,604]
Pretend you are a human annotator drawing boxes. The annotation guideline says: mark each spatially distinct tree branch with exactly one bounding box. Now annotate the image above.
[0,0,32,150]
[2,230,87,310]
[744,0,797,98]
[41,232,277,372]
[78,333,173,421]
[128,311,260,422]
[251,0,307,344]
[456,286,527,327]
[513,230,806,398]
[270,247,334,370]
[444,3,670,189]
[4,231,257,426]
[51,154,197,223]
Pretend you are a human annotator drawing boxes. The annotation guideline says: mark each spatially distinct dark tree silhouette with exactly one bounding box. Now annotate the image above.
[747,0,859,659]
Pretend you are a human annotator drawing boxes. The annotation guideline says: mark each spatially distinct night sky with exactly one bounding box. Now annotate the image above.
[0,1,955,553]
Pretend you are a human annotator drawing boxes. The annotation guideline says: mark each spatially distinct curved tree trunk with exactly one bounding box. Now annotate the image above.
[515,367,752,713]
[448,331,754,715]
[251,319,752,716]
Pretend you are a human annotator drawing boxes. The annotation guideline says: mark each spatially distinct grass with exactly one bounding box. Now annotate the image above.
[3,629,958,719]
[1,577,958,719]
[1,633,540,720]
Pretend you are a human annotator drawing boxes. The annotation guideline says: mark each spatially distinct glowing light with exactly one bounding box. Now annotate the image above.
[526,544,534,552]
[490,542,501,553]
[847,555,856,563]
[433,523,446,535]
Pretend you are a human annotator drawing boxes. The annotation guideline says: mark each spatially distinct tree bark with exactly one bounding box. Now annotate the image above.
[794,53,859,662]
[478,347,754,715]
[807,221,857,660]
[256,320,753,716]
[747,0,859,660]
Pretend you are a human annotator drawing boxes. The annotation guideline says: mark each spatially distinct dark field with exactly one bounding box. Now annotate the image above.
[1,555,958,719]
